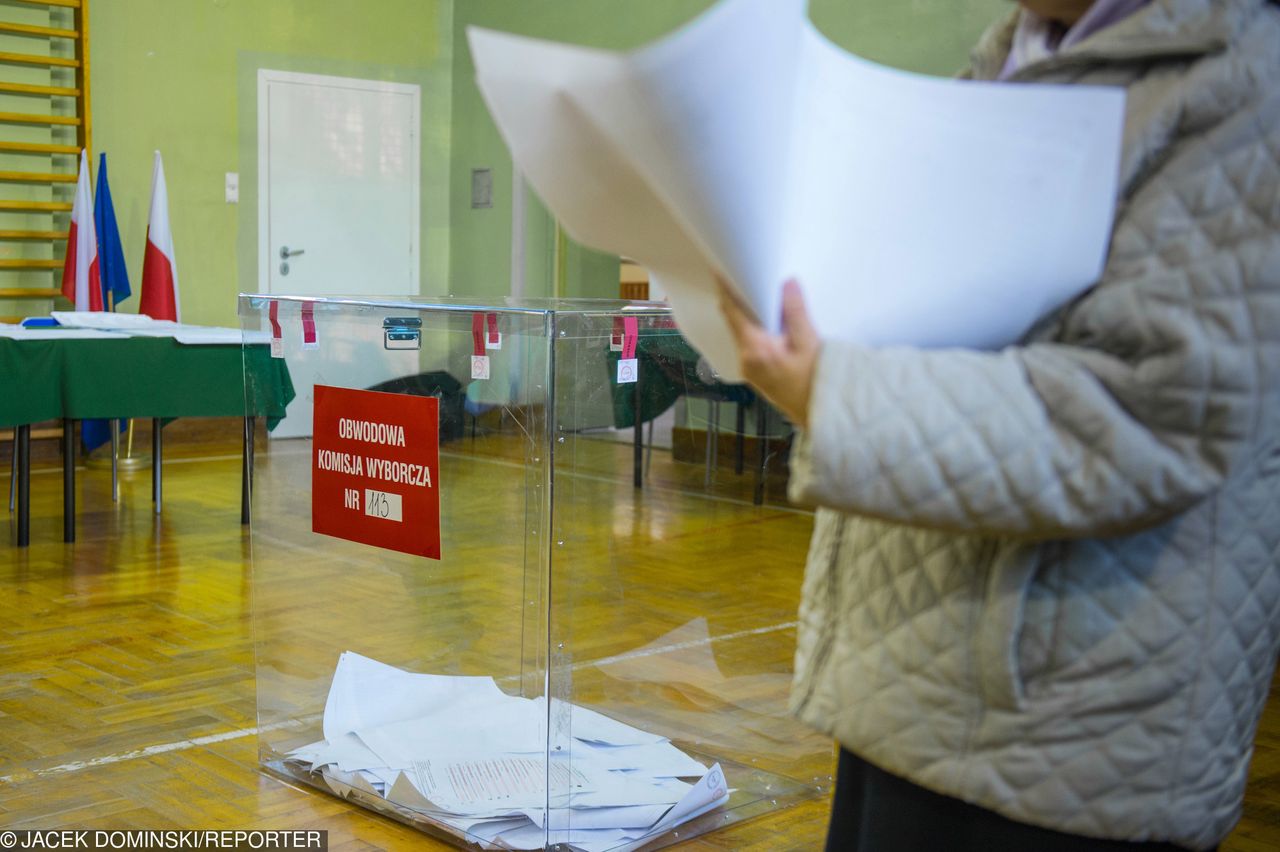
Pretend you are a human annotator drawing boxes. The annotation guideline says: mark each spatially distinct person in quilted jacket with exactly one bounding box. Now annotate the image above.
[719,0,1280,849]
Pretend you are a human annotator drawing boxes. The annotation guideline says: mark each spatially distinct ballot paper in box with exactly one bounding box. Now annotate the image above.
[469,0,1126,380]
[243,296,829,850]
[285,653,731,851]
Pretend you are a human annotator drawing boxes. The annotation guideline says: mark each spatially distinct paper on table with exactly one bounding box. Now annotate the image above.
[0,326,127,340]
[470,0,1125,380]
[50,311,168,329]
[175,327,272,345]
[48,311,263,345]
[131,326,269,345]
[100,327,186,337]
[110,325,258,344]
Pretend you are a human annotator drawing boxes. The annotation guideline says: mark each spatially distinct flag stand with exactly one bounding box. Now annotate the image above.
[83,423,149,477]
[83,291,150,489]
[117,421,149,466]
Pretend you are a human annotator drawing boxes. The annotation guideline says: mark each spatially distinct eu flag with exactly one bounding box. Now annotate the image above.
[82,153,130,451]
[94,152,130,307]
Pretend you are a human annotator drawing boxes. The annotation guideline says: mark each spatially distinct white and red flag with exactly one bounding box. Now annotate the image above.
[60,149,102,311]
[138,151,180,321]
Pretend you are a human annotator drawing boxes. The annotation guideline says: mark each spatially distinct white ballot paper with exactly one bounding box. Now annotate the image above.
[51,311,166,330]
[469,0,1126,380]
[49,311,266,345]
[0,325,126,340]
[286,652,727,851]
[404,754,602,814]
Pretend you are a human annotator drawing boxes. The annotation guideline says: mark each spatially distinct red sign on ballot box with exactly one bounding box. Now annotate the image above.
[311,385,441,559]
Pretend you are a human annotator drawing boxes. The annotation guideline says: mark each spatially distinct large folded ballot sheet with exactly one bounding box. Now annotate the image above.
[469,0,1125,380]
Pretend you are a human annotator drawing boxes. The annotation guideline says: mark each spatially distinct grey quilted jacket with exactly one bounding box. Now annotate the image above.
[787,0,1280,847]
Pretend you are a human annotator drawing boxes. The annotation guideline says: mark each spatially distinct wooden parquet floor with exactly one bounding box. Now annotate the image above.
[3,430,1280,850]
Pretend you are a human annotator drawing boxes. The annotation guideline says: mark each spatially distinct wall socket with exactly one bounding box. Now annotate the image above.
[225,172,239,204]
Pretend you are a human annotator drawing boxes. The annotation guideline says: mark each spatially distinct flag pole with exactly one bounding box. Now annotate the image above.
[83,149,149,476]
[106,284,147,470]
[109,289,118,501]
[85,287,150,474]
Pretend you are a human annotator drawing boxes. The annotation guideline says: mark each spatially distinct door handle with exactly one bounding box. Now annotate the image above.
[280,246,306,260]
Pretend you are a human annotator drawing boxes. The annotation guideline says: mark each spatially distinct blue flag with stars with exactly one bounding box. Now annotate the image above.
[82,153,130,451]
[94,152,130,307]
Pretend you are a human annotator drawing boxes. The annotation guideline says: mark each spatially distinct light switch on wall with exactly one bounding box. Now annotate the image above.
[471,168,492,209]
[225,172,239,204]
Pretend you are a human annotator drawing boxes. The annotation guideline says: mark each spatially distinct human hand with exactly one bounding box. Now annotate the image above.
[717,277,820,429]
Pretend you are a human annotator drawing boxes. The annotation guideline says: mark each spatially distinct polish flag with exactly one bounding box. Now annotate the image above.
[60,149,102,311]
[138,151,180,321]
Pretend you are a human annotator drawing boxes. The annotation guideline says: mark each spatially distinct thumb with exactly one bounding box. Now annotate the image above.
[780,279,817,351]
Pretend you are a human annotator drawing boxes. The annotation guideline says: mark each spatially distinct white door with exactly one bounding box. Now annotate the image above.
[259,69,419,295]
[258,70,422,438]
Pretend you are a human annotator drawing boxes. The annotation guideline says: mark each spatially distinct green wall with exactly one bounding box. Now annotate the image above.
[448,0,1010,305]
[90,0,454,328]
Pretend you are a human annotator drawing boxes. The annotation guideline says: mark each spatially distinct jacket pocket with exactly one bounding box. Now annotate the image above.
[973,542,1042,712]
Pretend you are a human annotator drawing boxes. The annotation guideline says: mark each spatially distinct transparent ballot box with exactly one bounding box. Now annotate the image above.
[241,295,830,850]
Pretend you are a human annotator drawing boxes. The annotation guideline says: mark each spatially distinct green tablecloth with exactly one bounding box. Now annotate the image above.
[0,336,294,428]
[610,334,754,429]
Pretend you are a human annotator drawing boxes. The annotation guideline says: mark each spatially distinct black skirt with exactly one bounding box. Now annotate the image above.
[826,748,1210,852]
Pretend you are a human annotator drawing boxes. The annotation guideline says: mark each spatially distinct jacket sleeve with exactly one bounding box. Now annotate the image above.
[788,95,1280,540]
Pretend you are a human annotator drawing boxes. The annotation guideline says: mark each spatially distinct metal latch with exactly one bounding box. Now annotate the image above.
[383,316,422,350]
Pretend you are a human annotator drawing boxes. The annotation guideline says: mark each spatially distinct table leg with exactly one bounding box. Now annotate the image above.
[63,419,75,543]
[110,418,120,503]
[633,378,642,489]
[754,404,767,506]
[242,416,256,525]
[8,436,15,513]
[735,403,746,475]
[645,418,654,479]
[703,403,713,489]
[152,418,162,514]
[710,401,720,480]
[16,424,30,546]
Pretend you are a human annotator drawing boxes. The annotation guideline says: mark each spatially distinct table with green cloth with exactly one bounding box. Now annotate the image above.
[2,336,295,547]
[609,333,754,429]
[609,333,780,504]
